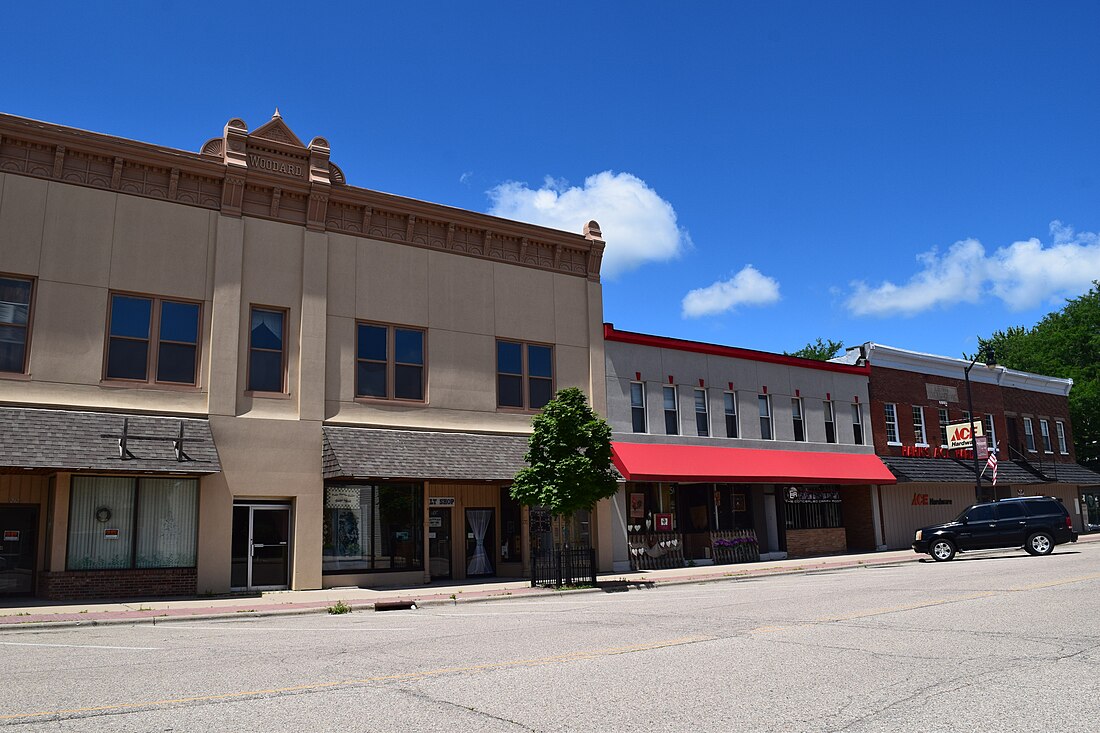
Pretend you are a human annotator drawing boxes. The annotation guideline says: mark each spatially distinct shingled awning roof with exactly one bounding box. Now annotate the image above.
[0,407,220,474]
[1033,461,1100,485]
[881,456,1045,485]
[323,426,531,481]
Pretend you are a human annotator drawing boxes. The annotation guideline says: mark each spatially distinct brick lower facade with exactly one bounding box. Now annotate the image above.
[38,568,197,601]
[786,527,847,557]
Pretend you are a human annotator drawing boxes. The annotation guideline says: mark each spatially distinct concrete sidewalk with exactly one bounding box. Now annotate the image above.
[4,535,1097,629]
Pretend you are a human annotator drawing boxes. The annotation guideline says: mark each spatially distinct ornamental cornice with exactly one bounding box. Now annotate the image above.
[0,112,603,281]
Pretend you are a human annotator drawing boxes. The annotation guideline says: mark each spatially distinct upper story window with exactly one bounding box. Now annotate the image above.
[824,400,837,444]
[912,406,927,445]
[0,275,33,374]
[663,386,679,435]
[984,415,997,451]
[1039,419,1053,453]
[357,323,425,401]
[852,403,864,445]
[723,392,738,438]
[694,388,709,437]
[1023,418,1036,452]
[758,394,773,440]
[938,408,950,447]
[630,382,646,433]
[248,306,286,393]
[1056,421,1068,454]
[105,293,200,385]
[884,403,899,444]
[497,340,553,410]
[791,398,805,442]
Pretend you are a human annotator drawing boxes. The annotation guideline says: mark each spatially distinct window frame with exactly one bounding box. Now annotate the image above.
[495,339,555,412]
[103,291,203,388]
[1055,421,1068,454]
[984,414,997,452]
[723,391,739,438]
[246,304,289,395]
[694,388,709,437]
[663,385,679,436]
[629,381,647,433]
[884,403,900,444]
[851,403,864,446]
[824,400,837,444]
[1023,418,1036,452]
[65,475,200,571]
[758,394,773,440]
[0,273,35,376]
[938,408,950,448]
[912,405,927,446]
[355,321,427,403]
[791,397,805,442]
[1039,419,1053,453]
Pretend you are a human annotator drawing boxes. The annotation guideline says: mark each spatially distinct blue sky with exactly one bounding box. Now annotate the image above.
[4,1,1098,359]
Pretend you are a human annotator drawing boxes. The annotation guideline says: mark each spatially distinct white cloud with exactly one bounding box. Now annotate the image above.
[459,171,473,185]
[486,171,690,278]
[681,265,781,318]
[847,221,1100,317]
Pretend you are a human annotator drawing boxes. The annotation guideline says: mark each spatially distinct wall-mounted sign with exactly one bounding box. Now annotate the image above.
[326,487,359,509]
[655,513,673,532]
[2,530,19,542]
[901,445,977,459]
[247,154,305,178]
[629,493,645,519]
[103,528,120,540]
[947,420,983,449]
[926,384,959,403]
[786,487,841,503]
[912,494,953,506]
[429,497,456,507]
[974,436,988,460]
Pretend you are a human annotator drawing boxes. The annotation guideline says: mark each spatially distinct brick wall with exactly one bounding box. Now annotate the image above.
[1000,386,1075,461]
[786,528,847,557]
[38,568,197,601]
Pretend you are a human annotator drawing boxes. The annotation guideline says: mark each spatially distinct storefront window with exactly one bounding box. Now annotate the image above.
[500,486,523,562]
[67,476,198,570]
[783,486,843,530]
[323,482,422,573]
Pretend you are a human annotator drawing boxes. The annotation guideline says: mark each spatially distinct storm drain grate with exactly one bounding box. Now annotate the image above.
[374,601,417,612]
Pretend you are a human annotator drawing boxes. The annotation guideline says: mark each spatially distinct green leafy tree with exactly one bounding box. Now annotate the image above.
[785,337,845,361]
[510,387,618,543]
[978,281,1100,465]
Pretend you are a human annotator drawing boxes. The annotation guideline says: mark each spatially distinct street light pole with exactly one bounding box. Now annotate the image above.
[963,357,984,505]
[963,346,997,505]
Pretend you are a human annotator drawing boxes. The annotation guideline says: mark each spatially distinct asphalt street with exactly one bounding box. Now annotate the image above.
[2,542,1098,732]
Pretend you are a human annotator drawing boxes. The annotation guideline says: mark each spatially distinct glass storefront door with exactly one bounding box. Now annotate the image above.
[428,507,452,579]
[231,503,292,590]
[0,506,37,595]
[1082,490,1100,532]
[465,508,495,577]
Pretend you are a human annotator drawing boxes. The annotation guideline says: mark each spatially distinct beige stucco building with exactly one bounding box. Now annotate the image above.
[0,111,609,600]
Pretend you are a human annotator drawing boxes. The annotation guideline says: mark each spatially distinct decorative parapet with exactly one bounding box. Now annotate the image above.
[0,112,601,280]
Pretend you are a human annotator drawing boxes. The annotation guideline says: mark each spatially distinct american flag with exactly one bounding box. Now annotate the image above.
[986,449,998,486]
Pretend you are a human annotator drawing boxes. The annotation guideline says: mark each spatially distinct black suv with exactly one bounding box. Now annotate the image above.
[912,496,1077,562]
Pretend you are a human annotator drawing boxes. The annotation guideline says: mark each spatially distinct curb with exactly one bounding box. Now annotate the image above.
[5,536,1096,630]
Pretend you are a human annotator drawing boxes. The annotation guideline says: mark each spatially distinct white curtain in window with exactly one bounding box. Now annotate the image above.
[135,478,199,568]
[466,509,493,575]
[68,477,135,570]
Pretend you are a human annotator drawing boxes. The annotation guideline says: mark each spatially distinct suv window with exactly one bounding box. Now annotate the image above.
[966,505,995,522]
[996,503,1025,520]
[1023,499,1063,516]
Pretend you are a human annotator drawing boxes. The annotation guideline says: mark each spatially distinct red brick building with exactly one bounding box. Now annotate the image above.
[836,343,1100,548]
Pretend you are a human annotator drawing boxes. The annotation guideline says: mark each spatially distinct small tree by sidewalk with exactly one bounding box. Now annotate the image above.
[510,387,617,548]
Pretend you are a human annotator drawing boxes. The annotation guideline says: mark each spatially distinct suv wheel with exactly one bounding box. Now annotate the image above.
[930,538,956,562]
[1025,532,1054,556]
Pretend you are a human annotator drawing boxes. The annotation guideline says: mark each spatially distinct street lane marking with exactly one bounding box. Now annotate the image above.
[0,634,713,721]
[160,626,415,631]
[0,642,160,650]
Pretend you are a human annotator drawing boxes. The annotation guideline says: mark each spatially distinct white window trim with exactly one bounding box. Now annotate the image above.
[629,381,647,434]
[694,388,709,437]
[912,406,928,447]
[1023,418,1036,452]
[851,403,864,446]
[791,397,805,442]
[884,403,900,446]
[1039,419,1053,453]
[663,385,679,436]
[758,394,773,441]
[938,408,950,448]
[1056,421,1068,454]
[723,391,739,439]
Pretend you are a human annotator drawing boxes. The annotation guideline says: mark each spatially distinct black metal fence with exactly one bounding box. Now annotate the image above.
[530,546,596,588]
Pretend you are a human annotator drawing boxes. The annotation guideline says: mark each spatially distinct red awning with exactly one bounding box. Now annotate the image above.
[611,442,897,485]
